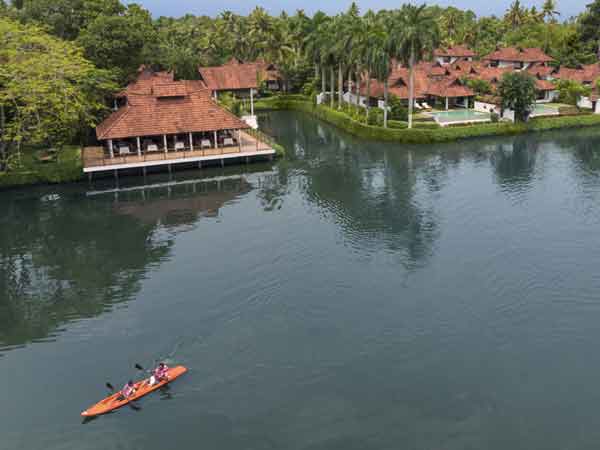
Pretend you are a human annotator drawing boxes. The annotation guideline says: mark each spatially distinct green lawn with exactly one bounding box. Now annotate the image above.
[0,146,84,189]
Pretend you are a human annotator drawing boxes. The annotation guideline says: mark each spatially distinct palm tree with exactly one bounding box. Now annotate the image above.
[370,44,392,128]
[505,0,526,28]
[391,4,439,129]
[542,0,560,22]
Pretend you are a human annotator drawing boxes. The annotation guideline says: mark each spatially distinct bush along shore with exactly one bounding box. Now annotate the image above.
[254,95,600,144]
[0,146,84,190]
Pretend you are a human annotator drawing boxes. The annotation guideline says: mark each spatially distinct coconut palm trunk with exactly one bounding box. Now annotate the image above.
[322,67,326,95]
[356,68,361,107]
[330,66,335,108]
[365,72,371,121]
[383,78,389,128]
[408,46,415,129]
[0,103,6,171]
[338,64,343,108]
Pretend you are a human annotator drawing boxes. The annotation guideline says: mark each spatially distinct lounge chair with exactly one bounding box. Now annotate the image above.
[414,102,422,110]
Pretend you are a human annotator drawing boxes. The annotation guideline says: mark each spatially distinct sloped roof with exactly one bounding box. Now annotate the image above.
[198,59,280,91]
[117,69,175,97]
[554,63,600,84]
[424,77,474,98]
[527,63,555,78]
[97,89,249,140]
[434,45,476,58]
[535,79,556,91]
[152,82,188,98]
[483,47,554,63]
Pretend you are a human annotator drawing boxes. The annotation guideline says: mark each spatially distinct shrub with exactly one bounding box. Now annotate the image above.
[490,112,500,123]
[388,95,408,121]
[367,108,384,126]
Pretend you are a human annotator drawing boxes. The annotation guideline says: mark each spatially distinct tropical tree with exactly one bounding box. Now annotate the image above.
[19,0,125,40]
[542,0,560,23]
[497,72,537,122]
[579,0,600,56]
[77,4,157,82]
[555,79,591,106]
[504,0,527,28]
[391,4,439,129]
[370,42,391,128]
[0,17,116,170]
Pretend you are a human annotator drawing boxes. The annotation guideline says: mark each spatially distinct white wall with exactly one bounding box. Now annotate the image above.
[578,96,594,109]
[474,101,515,122]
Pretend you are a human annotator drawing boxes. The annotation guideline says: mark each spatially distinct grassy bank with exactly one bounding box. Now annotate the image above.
[0,146,83,190]
[255,95,600,144]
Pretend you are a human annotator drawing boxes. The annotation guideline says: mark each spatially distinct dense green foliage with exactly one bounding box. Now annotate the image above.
[555,79,592,106]
[0,17,116,171]
[0,146,83,189]
[1,0,600,181]
[498,72,537,122]
[256,95,600,143]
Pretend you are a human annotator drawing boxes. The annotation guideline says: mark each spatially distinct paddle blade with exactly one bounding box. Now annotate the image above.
[106,382,115,391]
[135,364,144,371]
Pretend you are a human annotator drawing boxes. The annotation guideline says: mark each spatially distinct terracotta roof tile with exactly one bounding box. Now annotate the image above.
[198,60,280,91]
[97,89,248,140]
[483,47,554,63]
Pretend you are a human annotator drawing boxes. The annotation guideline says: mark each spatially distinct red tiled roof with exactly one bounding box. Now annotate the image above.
[434,45,476,58]
[535,79,556,91]
[527,63,554,78]
[152,82,188,98]
[554,63,600,84]
[117,70,175,97]
[483,47,554,63]
[97,89,249,140]
[424,77,474,98]
[198,59,280,91]
[361,68,474,100]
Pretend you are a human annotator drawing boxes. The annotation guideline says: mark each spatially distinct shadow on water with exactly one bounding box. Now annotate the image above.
[0,165,279,356]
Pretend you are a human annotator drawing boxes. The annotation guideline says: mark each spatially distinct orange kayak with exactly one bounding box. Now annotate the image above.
[81,365,187,417]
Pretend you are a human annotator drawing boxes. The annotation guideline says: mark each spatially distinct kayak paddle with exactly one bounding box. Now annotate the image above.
[106,382,115,391]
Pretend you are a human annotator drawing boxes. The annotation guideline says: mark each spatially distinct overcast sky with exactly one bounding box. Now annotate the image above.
[132,0,588,19]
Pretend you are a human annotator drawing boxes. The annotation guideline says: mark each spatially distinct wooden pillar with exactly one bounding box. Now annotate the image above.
[445,97,449,110]
[238,129,242,152]
[214,131,218,148]
[189,132,194,151]
[214,91,218,101]
[136,137,141,156]
[250,88,254,116]
[108,139,114,158]
[163,134,168,153]
[173,135,177,152]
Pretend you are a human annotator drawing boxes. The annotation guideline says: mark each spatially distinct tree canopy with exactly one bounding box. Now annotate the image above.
[0,17,116,168]
[498,72,537,122]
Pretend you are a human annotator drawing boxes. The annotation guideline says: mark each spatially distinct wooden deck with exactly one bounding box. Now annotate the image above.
[83,131,275,173]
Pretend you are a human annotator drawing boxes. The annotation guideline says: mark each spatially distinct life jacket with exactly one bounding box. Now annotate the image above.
[154,365,169,379]
[122,384,134,397]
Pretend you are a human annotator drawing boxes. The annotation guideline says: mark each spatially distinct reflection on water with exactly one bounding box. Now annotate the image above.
[5,111,600,450]
[0,167,277,354]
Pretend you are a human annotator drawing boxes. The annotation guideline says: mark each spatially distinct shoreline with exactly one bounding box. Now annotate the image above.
[254,95,600,144]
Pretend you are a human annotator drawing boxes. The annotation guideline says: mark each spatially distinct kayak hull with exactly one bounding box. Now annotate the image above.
[81,365,187,417]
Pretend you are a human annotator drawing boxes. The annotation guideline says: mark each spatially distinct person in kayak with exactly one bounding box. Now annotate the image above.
[120,380,136,399]
[149,363,170,386]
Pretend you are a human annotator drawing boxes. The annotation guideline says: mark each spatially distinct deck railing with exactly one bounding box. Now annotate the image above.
[83,133,273,169]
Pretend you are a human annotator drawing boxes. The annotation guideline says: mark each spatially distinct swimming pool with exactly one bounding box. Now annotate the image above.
[531,104,559,117]
[430,109,491,126]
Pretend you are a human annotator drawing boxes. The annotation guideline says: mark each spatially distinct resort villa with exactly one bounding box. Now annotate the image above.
[434,45,476,66]
[85,67,275,178]
[198,58,281,128]
[341,45,600,126]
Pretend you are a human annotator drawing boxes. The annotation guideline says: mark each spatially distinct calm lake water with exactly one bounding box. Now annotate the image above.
[3,111,600,450]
